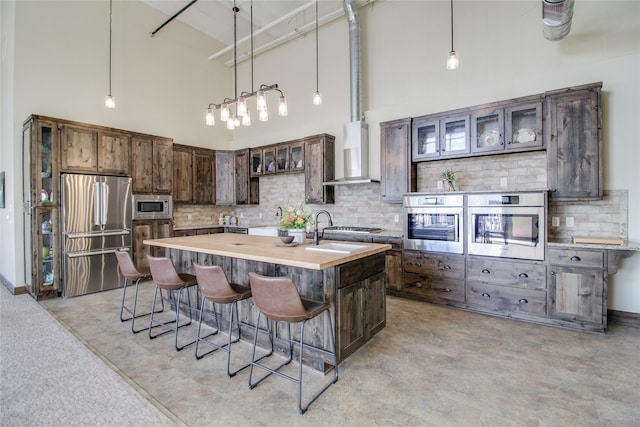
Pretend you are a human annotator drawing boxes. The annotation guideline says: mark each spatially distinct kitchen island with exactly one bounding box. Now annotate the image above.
[144,233,392,369]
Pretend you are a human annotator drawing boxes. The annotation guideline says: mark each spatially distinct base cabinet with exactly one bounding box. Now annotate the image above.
[403,251,465,303]
[132,220,172,271]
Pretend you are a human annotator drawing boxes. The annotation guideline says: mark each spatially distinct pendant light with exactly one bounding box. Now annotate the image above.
[105,0,115,108]
[204,0,287,128]
[312,0,322,105]
[446,0,459,70]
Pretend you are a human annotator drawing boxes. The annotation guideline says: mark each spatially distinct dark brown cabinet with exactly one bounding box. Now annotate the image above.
[380,118,415,203]
[304,134,335,204]
[546,82,602,201]
[131,136,172,194]
[60,124,130,175]
[235,149,258,205]
[132,220,172,271]
[172,144,215,204]
[215,150,235,205]
[403,251,466,303]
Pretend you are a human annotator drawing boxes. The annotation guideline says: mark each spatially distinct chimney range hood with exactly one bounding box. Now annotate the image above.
[324,0,377,186]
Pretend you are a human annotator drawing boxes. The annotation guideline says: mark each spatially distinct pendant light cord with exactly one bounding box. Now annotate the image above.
[108,0,113,96]
[250,0,254,92]
[450,0,454,52]
[315,0,319,92]
[233,1,238,101]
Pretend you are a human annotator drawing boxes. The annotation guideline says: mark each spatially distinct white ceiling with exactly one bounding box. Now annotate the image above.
[141,0,372,65]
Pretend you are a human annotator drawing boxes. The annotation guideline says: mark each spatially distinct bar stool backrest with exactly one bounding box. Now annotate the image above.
[147,255,184,287]
[115,249,143,279]
[248,272,311,323]
[194,264,243,303]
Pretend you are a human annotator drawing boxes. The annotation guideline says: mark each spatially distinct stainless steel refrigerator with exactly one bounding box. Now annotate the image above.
[61,174,132,297]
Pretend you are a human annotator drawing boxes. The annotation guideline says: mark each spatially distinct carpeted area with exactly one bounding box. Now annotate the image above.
[0,285,179,426]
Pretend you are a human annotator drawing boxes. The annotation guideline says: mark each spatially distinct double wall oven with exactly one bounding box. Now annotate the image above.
[403,191,546,261]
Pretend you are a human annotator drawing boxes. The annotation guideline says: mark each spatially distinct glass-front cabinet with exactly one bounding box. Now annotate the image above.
[289,141,304,172]
[250,149,263,177]
[412,115,469,161]
[505,102,543,150]
[23,115,61,298]
[471,108,504,153]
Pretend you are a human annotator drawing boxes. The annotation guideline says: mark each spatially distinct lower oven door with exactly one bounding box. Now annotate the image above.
[468,206,545,260]
[404,207,463,253]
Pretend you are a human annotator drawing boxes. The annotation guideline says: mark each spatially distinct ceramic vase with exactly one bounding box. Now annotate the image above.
[288,229,306,244]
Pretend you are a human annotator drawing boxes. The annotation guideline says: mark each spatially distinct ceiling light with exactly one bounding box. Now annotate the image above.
[205,1,287,128]
[105,0,115,108]
[446,0,459,70]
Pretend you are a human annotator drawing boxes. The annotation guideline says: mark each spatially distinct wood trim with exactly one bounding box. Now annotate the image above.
[0,273,28,295]
[608,309,640,328]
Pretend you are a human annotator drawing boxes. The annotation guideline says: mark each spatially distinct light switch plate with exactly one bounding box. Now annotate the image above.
[552,217,560,227]
[566,217,575,227]
[394,214,399,223]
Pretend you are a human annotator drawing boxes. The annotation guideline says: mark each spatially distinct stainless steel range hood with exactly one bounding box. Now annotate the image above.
[324,0,377,186]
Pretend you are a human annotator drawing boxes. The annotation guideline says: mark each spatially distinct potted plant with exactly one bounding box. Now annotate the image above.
[279,201,313,243]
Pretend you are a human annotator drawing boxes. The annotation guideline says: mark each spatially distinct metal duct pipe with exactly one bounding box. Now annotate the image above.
[542,0,575,41]
[343,0,362,122]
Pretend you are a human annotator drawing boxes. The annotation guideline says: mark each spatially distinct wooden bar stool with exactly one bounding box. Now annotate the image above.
[193,264,253,376]
[115,249,164,334]
[247,272,338,414]
[147,255,198,351]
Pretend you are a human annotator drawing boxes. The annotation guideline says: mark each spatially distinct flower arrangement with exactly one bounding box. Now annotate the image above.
[441,169,457,191]
[279,201,313,230]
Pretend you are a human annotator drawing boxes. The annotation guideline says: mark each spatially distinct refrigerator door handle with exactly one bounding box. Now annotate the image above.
[101,181,108,228]
[65,230,130,239]
[65,247,126,258]
[93,182,101,227]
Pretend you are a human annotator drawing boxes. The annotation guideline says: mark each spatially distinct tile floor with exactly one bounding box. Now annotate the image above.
[42,283,640,426]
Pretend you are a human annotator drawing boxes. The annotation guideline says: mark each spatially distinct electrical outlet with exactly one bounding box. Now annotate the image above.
[500,177,508,187]
[552,217,560,227]
[393,214,399,223]
[566,216,575,227]
[436,180,443,190]
[258,212,262,219]
[187,214,193,220]
[240,212,244,218]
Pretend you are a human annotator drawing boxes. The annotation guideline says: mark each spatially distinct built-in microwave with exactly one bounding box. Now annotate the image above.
[403,194,464,254]
[132,194,173,220]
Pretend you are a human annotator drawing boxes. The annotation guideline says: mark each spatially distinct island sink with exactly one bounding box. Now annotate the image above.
[306,243,368,254]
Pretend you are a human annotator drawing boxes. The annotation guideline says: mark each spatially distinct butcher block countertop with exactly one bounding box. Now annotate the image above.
[144,233,392,270]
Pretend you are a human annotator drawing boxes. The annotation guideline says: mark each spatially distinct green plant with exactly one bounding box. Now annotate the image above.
[441,169,457,191]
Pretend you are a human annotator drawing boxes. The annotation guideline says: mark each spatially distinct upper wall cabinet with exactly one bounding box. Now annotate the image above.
[305,134,335,204]
[60,124,130,176]
[412,114,470,161]
[215,150,235,206]
[546,82,602,201]
[172,144,215,204]
[235,149,259,205]
[250,139,305,176]
[131,136,172,194]
[380,118,416,203]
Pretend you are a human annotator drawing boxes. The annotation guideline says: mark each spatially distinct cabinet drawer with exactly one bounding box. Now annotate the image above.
[548,248,604,268]
[467,258,546,290]
[404,272,464,302]
[338,253,385,288]
[403,252,464,279]
[467,282,546,315]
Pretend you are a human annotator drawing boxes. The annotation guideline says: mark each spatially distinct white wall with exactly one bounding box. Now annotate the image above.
[1,1,639,312]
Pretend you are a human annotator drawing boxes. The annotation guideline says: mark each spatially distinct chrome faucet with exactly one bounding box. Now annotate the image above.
[313,210,333,245]
[276,206,283,217]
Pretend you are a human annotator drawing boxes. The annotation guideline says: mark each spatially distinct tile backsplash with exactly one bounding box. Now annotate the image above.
[174,151,628,241]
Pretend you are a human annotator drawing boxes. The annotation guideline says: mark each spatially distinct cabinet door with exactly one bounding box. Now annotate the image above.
[440,115,470,157]
[548,266,604,325]
[153,139,173,194]
[304,134,334,204]
[33,207,60,298]
[384,250,403,291]
[133,220,172,270]
[250,149,263,177]
[412,116,440,160]
[97,131,130,175]
[289,141,305,172]
[60,124,98,172]
[276,145,290,173]
[235,149,250,205]
[131,137,153,193]
[381,118,415,203]
[172,146,193,203]
[365,271,386,337]
[262,147,276,175]
[215,150,235,205]
[337,281,366,361]
[470,107,504,154]
[505,101,543,150]
[546,85,602,201]
[193,149,214,204]
[33,120,59,207]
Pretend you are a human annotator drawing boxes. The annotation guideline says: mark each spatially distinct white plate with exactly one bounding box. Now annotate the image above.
[479,130,500,146]
[514,128,536,143]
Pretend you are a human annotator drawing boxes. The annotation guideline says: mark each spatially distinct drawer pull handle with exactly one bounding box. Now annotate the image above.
[481,269,491,274]
[444,287,452,292]
[550,271,556,276]
[518,298,529,304]
[482,293,491,298]
[414,282,423,288]
[570,256,582,262]
[518,273,529,278]
[443,265,451,270]
[415,261,422,267]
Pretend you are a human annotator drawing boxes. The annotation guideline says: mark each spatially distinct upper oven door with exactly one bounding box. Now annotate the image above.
[468,206,545,260]
[404,206,464,253]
